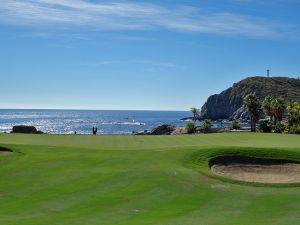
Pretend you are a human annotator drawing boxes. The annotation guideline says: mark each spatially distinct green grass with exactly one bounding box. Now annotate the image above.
[1,132,300,225]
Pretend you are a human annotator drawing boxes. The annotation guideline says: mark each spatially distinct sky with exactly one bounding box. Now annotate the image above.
[0,0,300,110]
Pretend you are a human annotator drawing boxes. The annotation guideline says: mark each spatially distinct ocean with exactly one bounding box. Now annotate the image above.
[0,109,191,134]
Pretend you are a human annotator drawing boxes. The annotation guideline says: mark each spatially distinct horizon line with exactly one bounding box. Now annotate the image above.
[0,108,190,112]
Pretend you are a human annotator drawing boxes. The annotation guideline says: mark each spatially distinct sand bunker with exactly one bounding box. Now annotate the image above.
[0,147,12,155]
[209,156,300,184]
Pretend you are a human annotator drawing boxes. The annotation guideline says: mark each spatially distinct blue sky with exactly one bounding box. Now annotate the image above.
[0,0,300,110]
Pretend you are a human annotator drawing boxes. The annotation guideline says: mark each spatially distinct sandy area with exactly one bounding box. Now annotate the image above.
[0,151,11,155]
[210,156,300,184]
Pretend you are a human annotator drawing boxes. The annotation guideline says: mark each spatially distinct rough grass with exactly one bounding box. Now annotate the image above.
[1,133,300,225]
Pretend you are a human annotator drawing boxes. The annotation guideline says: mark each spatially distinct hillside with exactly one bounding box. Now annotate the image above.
[200,76,300,120]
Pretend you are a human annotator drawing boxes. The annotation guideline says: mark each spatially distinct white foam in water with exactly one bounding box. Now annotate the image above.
[100,121,146,126]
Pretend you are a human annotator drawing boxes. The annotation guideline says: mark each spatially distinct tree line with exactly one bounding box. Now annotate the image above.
[244,94,300,134]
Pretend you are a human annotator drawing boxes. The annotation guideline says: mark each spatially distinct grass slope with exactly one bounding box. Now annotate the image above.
[1,133,300,225]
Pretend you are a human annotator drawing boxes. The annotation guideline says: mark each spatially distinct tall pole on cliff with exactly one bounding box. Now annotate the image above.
[267,69,270,78]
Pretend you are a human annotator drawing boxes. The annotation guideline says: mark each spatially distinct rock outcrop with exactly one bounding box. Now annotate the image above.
[171,126,188,135]
[150,124,175,135]
[12,125,44,134]
[200,76,300,120]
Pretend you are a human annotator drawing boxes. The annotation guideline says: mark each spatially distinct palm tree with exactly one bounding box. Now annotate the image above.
[262,96,274,122]
[287,99,298,111]
[190,107,200,124]
[271,97,286,123]
[244,94,262,132]
[287,100,300,126]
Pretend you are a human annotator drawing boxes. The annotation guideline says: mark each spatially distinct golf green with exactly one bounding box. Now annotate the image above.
[1,132,300,225]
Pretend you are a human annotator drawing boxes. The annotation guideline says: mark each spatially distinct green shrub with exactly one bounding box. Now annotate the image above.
[258,120,272,133]
[186,123,196,134]
[289,123,300,134]
[273,121,286,133]
[231,120,240,129]
[200,119,212,133]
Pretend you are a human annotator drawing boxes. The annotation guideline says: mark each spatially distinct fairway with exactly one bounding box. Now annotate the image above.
[1,133,300,225]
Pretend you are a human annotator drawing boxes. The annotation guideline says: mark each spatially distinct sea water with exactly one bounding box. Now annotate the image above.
[0,109,191,134]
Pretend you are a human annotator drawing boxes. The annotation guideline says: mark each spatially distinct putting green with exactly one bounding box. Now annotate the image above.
[1,133,300,225]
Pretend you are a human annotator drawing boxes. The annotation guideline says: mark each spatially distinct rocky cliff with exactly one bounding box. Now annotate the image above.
[200,76,300,120]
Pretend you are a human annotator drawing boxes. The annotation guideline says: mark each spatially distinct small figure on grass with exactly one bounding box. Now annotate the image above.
[92,127,98,135]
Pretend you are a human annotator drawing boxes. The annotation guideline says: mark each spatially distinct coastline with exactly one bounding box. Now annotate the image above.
[0,109,190,135]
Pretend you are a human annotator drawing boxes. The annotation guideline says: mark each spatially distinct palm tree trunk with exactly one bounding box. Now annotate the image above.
[274,116,277,125]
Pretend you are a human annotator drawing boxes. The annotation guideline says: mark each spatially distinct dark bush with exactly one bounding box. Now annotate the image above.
[231,120,241,129]
[273,122,286,133]
[258,120,272,133]
[289,124,300,134]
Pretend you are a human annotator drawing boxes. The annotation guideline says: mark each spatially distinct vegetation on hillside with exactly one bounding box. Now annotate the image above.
[231,77,300,101]
[244,94,300,134]
[200,76,300,120]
